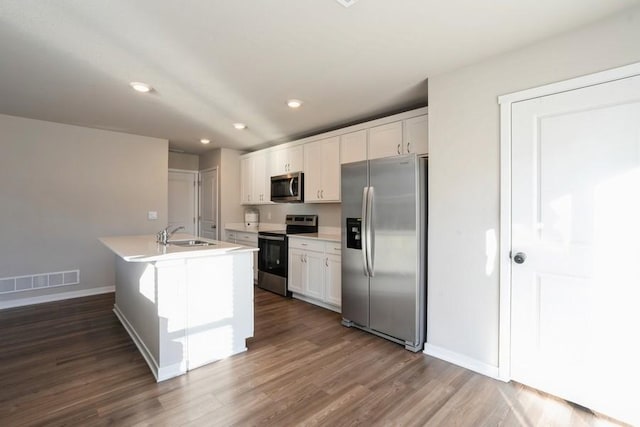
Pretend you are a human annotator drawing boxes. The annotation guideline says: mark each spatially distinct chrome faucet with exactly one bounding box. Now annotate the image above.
[156,225,185,245]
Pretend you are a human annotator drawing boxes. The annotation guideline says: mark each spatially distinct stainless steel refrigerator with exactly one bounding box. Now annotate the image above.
[341,154,426,352]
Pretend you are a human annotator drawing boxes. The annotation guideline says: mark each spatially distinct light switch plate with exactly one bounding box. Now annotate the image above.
[148,211,158,220]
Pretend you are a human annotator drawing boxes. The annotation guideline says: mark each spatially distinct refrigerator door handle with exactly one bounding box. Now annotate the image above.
[361,186,370,277]
[366,186,375,276]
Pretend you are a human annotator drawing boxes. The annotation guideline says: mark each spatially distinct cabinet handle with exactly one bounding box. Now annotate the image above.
[317,190,320,199]
[304,254,308,262]
[397,143,401,155]
[325,257,328,267]
[301,243,307,246]
[320,189,324,199]
[407,142,411,153]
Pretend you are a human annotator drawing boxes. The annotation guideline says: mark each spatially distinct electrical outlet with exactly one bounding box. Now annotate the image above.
[148,211,158,220]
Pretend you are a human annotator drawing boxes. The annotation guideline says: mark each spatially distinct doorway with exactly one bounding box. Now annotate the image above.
[168,170,198,235]
[499,64,640,425]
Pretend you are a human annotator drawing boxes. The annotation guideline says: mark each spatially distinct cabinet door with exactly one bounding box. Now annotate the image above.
[272,146,303,175]
[287,146,303,173]
[288,248,305,294]
[240,157,253,204]
[224,230,236,243]
[320,137,340,201]
[305,251,325,300]
[368,121,403,160]
[303,141,323,202]
[325,253,341,307]
[252,153,268,204]
[340,130,367,164]
[404,115,428,156]
[304,137,340,202]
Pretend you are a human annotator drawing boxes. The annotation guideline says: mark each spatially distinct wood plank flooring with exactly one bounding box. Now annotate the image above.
[0,289,627,426]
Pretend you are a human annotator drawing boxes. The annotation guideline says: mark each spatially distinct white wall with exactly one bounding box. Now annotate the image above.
[255,203,341,228]
[427,6,640,371]
[169,152,199,171]
[0,114,168,306]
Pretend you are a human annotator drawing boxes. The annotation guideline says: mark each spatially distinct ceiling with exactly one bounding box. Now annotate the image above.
[0,0,637,154]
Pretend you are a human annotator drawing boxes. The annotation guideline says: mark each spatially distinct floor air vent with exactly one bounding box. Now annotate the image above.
[0,270,80,294]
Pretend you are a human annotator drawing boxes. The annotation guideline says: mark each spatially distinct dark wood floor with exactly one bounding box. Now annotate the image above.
[0,289,625,426]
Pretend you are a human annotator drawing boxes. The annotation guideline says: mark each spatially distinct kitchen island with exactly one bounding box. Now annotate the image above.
[100,234,258,382]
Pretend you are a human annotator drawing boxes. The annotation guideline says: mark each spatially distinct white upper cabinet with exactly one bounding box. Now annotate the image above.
[340,129,367,164]
[403,114,428,156]
[271,145,303,176]
[240,108,426,207]
[240,152,269,205]
[368,121,403,160]
[304,136,340,202]
[368,114,428,160]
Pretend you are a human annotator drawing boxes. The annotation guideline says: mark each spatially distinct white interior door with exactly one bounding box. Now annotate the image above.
[510,74,640,425]
[199,168,218,240]
[168,170,197,235]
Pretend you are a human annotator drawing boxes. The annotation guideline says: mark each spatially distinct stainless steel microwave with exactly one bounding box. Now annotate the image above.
[270,172,304,203]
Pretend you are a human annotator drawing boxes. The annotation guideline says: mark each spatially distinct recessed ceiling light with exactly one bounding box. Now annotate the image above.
[233,123,247,130]
[336,0,358,7]
[287,99,303,109]
[200,139,210,144]
[129,82,152,93]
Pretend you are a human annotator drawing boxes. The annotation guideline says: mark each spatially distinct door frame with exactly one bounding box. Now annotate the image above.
[496,62,640,381]
[168,168,199,235]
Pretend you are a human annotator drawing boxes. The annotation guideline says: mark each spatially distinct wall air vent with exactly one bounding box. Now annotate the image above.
[336,0,359,7]
[0,270,80,294]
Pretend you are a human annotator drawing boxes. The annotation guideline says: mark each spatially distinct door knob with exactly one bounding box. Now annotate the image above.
[513,252,526,264]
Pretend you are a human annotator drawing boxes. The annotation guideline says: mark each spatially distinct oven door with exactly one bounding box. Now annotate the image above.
[258,234,288,277]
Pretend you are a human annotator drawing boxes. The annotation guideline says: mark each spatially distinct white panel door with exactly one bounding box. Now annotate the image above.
[199,168,218,239]
[511,74,640,425]
[168,170,197,235]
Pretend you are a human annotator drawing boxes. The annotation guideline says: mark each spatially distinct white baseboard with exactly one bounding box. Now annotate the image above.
[291,293,341,313]
[0,285,115,310]
[113,304,186,382]
[424,343,502,380]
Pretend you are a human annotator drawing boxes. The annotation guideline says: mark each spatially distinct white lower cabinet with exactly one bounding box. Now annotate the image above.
[226,229,258,282]
[288,237,341,312]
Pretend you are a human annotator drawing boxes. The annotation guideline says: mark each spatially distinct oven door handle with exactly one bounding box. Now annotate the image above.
[259,235,286,241]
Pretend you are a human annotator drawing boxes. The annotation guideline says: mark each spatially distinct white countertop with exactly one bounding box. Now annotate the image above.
[100,233,257,262]
[225,223,284,233]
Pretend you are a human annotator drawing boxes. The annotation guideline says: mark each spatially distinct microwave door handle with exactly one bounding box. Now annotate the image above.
[289,178,295,196]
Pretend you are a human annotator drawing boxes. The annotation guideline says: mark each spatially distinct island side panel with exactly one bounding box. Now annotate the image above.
[114,257,161,369]
[185,252,254,370]
[155,259,189,380]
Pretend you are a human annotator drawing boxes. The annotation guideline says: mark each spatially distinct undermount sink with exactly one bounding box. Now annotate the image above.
[168,239,215,247]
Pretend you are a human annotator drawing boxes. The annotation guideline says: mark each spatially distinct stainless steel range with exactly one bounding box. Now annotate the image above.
[257,214,318,296]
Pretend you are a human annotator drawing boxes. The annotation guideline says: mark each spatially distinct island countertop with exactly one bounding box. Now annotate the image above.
[100,233,258,262]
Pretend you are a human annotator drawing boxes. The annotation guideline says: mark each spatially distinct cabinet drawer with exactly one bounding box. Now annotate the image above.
[289,238,324,252]
[225,230,237,242]
[236,232,258,246]
[324,242,342,255]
